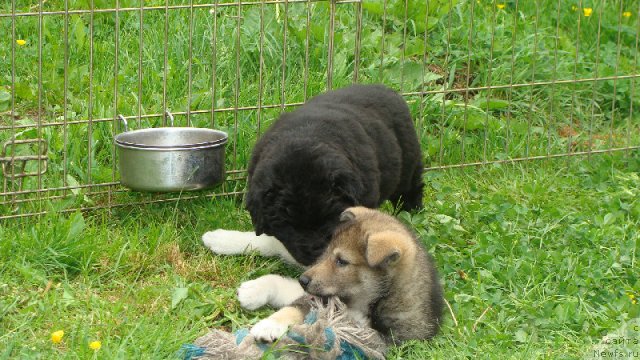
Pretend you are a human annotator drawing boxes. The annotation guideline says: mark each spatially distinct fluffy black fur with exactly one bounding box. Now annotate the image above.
[245,84,423,265]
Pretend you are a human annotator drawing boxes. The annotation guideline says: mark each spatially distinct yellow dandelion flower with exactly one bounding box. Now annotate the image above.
[51,330,64,344]
[497,4,506,10]
[16,39,26,46]
[583,7,593,17]
[89,341,102,350]
[623,11,632,18]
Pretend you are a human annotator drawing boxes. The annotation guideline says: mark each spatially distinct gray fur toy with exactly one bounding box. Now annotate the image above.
[179,297,387,360]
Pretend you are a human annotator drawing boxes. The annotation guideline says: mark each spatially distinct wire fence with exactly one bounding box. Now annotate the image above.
[1,0,639,220]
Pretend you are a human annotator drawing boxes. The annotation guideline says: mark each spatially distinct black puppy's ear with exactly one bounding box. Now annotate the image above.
[339,209,355,222]
[252,217,265,236]
[244,191,265,235]
[331,171,363,206]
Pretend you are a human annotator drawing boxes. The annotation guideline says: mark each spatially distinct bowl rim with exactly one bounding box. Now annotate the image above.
[115,127,228,150]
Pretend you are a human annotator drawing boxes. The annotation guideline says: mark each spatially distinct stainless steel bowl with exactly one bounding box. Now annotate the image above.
[114,118,227,192]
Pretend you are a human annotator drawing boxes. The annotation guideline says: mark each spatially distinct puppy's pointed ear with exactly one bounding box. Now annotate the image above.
[339,207,373,222]
[339,209,356,222]
[365,231,413,268]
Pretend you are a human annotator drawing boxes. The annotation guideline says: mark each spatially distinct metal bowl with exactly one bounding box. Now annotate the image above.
[115,123,228,192]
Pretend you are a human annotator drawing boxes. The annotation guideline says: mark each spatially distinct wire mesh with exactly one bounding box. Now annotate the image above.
[1,0,639,220]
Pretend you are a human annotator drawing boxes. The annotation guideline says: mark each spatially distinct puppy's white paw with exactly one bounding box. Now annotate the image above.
[202,229,250,255]
[250,318,289,343]
[237,279,272,310]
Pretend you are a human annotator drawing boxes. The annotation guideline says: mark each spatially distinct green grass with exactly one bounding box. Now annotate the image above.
[1,0,640,358]
[1,0,639,216]
[1,154,639,359]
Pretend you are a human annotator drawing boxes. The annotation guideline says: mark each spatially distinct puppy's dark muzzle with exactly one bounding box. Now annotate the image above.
[299,275,311,290]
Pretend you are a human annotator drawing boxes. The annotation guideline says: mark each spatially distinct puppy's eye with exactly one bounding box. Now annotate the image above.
[335,256,349,267]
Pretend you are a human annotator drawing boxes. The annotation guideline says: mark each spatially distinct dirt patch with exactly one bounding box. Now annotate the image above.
[428,63,478,100]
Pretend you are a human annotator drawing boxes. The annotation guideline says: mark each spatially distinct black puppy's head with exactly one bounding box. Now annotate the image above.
[245,143,364,265]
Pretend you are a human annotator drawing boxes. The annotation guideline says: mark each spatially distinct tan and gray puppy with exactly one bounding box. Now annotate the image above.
[249,206,444,344]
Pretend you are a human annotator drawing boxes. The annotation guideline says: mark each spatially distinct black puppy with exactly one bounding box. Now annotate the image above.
[243,84,424,265]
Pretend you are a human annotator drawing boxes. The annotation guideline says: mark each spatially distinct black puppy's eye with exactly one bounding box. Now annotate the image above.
[335,256,349,267]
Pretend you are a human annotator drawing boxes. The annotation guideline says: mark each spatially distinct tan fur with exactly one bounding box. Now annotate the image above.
[269,306,305,326]
[366,230,416,268]
[299,206,444,344]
